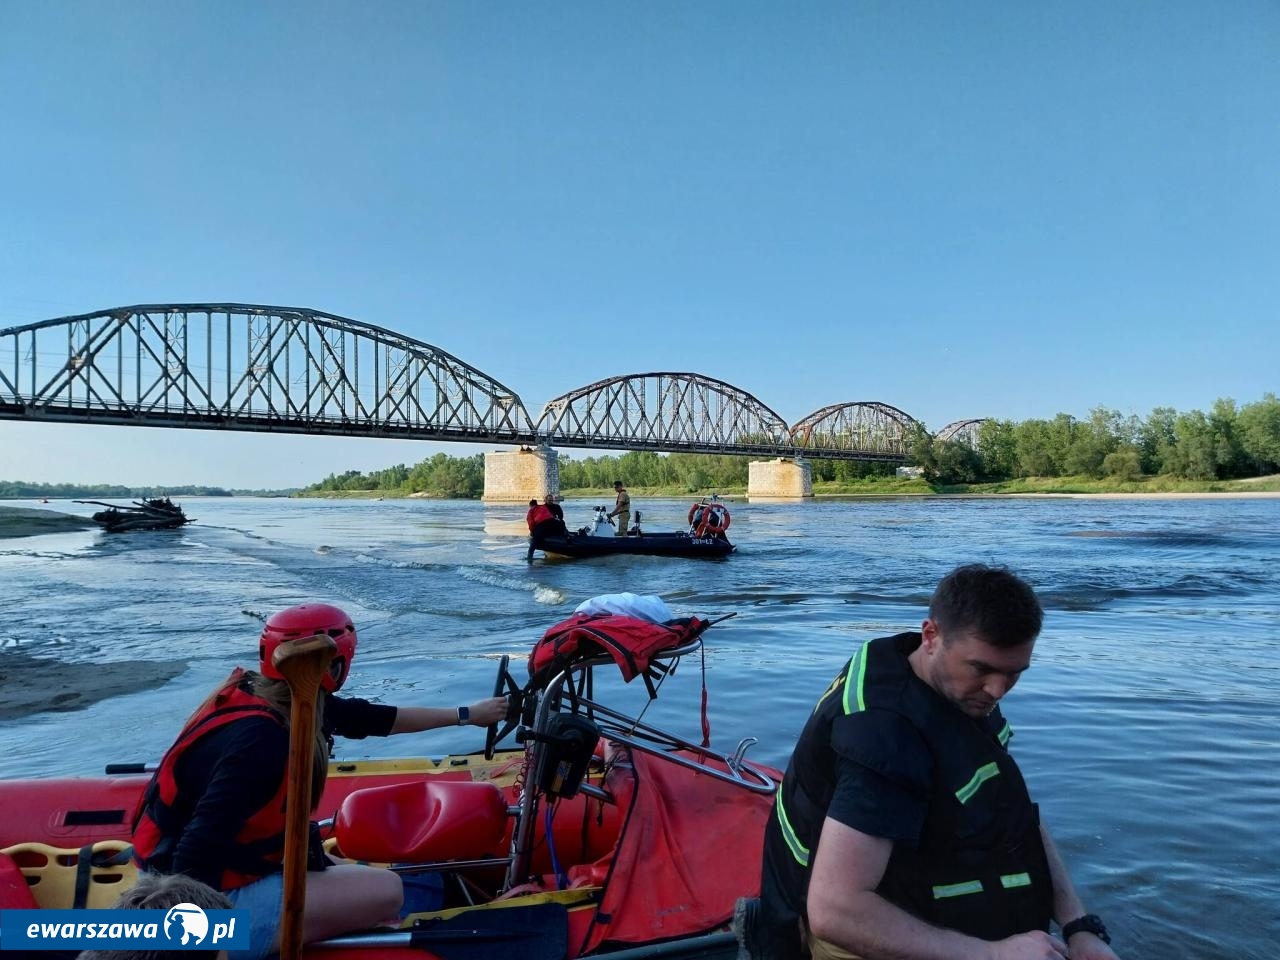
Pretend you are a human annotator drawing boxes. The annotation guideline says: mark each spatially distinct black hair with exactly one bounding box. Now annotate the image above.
[928,564,1043,648]
[613,480,622,486]
[529,499,538,506]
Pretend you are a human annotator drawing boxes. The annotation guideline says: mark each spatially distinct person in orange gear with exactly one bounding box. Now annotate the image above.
[132,603,508,960]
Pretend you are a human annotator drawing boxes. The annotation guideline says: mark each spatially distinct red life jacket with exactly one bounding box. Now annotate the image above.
[131,668,291,890]
[527,613,709,697]
[527,504,554,530]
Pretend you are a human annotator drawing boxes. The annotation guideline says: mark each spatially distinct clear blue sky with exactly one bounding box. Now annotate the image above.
[2,1,1276,489]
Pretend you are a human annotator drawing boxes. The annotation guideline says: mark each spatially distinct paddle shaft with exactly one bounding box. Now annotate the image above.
[272,634,338,960]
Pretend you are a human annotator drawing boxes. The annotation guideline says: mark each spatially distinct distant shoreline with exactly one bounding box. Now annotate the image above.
[1000,491,1280,500]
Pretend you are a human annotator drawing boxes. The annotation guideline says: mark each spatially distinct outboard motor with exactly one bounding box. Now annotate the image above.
[585,505,613,537]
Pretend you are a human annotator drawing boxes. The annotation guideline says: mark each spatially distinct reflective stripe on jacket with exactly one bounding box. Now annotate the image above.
[766,632,1054,944]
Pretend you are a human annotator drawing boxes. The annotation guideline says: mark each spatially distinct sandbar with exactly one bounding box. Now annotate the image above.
[0,650,188,720]
[0,506,97,539]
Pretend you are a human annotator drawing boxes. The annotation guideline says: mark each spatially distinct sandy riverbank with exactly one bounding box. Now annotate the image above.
[0,506,98,539]
[0,649,188,720]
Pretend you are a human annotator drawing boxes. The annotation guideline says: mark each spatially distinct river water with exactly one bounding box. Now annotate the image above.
[1,495,1277,957]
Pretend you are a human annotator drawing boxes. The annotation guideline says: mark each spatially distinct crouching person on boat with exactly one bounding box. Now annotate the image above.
[130,602,509,960]
[526,498,566,560]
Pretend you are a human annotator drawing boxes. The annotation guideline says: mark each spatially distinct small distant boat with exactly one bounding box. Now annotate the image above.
[75,497,193,533]
[532,499,735,561]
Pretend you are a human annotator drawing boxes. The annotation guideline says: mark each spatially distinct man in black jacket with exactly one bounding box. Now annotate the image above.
[756,565,1120,960]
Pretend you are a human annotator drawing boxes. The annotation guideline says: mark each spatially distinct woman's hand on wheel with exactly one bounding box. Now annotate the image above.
[467,696,510,727]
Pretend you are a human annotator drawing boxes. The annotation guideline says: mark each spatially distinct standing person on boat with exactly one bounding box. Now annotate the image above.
[755,564,1120,960]
[607,480,631,537]
[131,603,509,960]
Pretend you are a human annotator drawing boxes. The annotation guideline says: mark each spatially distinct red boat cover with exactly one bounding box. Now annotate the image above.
[527,614,708,692]
[573,747,777,954]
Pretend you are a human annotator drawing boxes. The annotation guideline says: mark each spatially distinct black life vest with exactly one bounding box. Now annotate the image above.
[131,668,291,890]
[769,632,1053,944]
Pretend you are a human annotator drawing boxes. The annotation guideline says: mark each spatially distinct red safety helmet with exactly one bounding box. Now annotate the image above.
[259,603,358,692]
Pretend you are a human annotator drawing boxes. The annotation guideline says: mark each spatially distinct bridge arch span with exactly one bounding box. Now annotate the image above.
[0,303,533,441]
[534,372,792,455]
[788,401,921,459]
[934,418,989,446]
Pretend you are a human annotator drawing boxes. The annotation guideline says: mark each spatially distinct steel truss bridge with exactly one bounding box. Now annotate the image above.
[0,305,984,462]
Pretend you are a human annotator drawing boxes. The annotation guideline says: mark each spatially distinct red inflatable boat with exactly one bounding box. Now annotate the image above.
[0,608,779,960]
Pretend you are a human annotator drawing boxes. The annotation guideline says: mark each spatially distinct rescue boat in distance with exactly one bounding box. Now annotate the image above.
[532,498,735,561]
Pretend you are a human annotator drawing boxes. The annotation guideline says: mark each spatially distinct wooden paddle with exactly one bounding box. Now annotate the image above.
[272,634,338,960]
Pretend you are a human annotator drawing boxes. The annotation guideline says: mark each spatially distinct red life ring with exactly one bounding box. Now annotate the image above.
[695,504,730,538]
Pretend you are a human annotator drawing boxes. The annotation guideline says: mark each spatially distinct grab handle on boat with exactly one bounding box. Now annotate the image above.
[727,737,759,776]
[104,763,156,775]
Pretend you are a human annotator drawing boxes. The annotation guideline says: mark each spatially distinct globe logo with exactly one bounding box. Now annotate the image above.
[163,903,210,946]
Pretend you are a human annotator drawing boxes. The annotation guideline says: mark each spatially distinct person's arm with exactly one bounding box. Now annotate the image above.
[389,697,509,735]
[808,819,1071,960]
[1041,825,1121,960]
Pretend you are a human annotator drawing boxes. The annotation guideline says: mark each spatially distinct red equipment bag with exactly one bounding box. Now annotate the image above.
[527,613,709,697]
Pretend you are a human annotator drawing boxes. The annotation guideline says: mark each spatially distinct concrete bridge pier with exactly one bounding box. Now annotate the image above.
[747,457,813,501]
[483,446,561,503]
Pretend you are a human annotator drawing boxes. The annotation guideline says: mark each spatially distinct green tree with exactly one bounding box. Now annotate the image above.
[1138,407,1177,475]
[977,419,1017,480]
[1161,411,1217,479]
[1064,407,1120,478]
[1208,398,1248,478]
[1102,446,1142,481]
[1236,393,1280,472]
[1013,420,1056,477]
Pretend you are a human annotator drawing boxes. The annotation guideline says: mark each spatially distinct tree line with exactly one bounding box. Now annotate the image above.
[913,394,1280,484]
[304,393,1280,496]
[0,481,254,499]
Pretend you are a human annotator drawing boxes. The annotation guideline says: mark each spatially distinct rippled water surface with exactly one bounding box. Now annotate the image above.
[2,496,1277,957]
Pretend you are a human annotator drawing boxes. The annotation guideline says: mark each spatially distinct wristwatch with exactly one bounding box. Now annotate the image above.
[456,706,470,726]
[1061,914,1110,945]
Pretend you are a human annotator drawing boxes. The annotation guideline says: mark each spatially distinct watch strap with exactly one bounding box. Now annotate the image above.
[456,705,470,726]
[1061,914,1110,945]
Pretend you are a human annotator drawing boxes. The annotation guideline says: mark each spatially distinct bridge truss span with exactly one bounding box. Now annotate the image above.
[535,372,794,455]
[788,401,920,460]
[0,304,534,442]
[934,418,989,447]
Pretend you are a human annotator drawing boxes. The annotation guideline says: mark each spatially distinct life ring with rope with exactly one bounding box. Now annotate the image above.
[690,502,730,538]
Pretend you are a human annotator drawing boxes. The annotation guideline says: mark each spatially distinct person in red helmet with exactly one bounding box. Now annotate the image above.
[132,602,508,960]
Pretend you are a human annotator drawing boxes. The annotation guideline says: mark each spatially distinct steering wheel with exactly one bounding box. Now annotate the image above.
[484,655,525,760]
